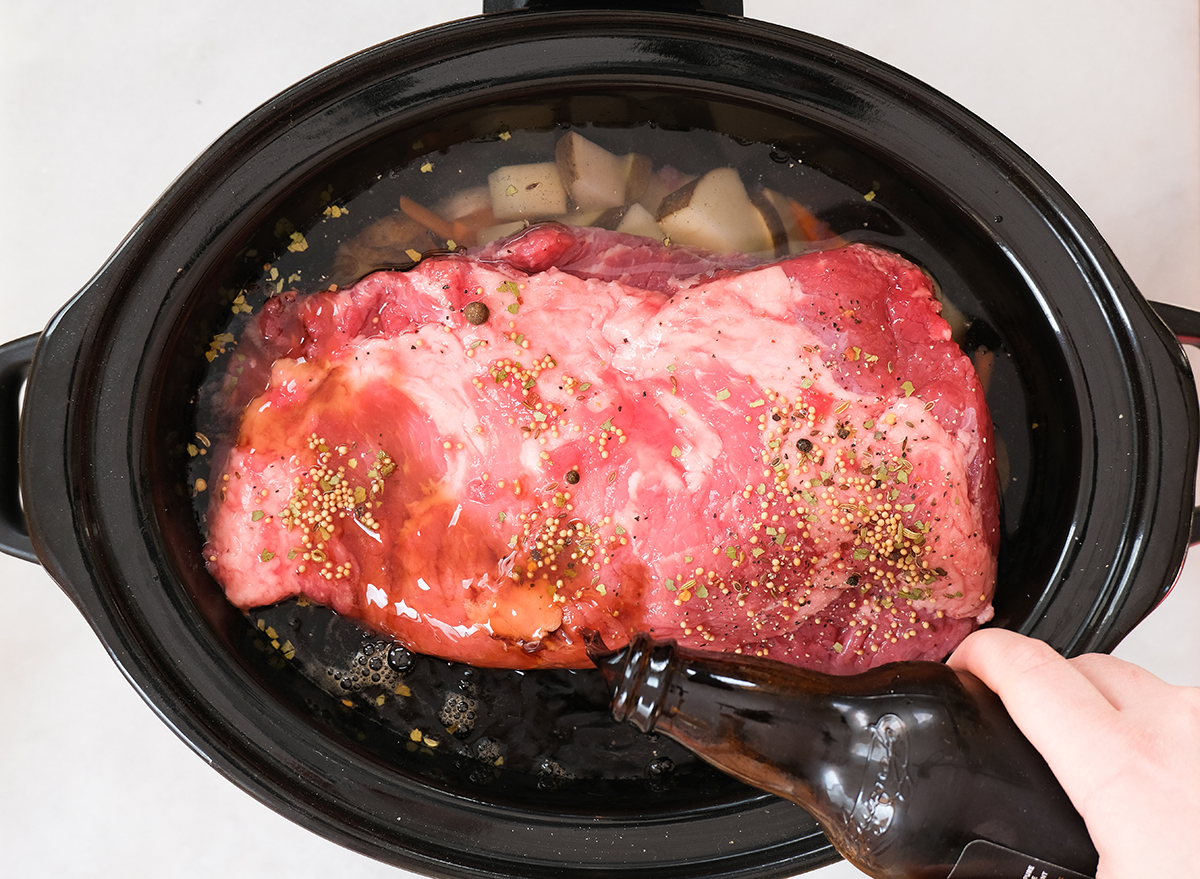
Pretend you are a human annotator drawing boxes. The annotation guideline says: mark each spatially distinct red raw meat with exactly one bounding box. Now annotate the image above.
[473,222,764,292]
[203,224,998,673]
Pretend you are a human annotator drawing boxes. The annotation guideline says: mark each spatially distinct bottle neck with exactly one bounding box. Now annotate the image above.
[590,631,678,732]
[590,633,843,780]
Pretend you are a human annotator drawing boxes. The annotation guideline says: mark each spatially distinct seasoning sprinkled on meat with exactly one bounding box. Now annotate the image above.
[204,224,998,673]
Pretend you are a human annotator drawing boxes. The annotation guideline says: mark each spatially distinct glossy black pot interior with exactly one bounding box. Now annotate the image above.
[12,8,1198,879]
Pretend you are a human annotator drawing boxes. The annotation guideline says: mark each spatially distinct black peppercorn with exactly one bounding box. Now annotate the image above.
[565,469,581,484]
[464,300,490,325]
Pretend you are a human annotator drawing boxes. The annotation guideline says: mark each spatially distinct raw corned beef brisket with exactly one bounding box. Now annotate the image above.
[203,223,999,673]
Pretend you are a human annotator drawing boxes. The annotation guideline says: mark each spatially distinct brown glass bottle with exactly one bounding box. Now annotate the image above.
[587,632,1098,879]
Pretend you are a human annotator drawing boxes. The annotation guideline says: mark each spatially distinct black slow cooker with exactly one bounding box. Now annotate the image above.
[1,3,1197,877]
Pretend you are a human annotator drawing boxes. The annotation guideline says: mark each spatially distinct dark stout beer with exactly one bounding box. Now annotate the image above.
[588,632,1098,879]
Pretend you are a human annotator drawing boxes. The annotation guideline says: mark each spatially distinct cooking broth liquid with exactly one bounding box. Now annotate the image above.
[186,94,1038,805]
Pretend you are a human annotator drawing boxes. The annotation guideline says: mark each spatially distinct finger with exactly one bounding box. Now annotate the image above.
[947,629,1123,786]
[1067,651,1171,712]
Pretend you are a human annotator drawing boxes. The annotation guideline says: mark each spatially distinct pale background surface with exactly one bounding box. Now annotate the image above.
[1,2,1197,877]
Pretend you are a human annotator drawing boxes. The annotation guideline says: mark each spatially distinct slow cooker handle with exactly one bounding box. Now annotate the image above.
[1148,300,1200,545]
[482,0,743,13]
[0,333,37,563]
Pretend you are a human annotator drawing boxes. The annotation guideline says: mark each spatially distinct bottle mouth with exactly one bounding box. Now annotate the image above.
[586,630,675,732]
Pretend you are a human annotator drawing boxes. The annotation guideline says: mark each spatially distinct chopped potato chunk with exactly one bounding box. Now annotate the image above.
[489,162,568,220]
[556,132,627,211]
[657,167,775,254]
[615,203,665,240]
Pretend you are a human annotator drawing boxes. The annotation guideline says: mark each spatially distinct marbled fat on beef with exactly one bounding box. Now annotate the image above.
[204,224,999,673]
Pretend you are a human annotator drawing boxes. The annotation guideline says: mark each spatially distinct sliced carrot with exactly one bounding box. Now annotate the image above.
[399,196,456,243]
[787,198,843,246]
[451,207,500,247]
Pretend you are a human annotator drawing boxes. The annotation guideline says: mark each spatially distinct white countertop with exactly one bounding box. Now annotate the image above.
[1,2,1197,877]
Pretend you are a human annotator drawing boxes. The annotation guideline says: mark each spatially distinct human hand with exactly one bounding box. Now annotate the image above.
[947,628,1200,879]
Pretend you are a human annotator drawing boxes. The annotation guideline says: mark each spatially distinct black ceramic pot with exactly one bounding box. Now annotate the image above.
[1,3,1198,878]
